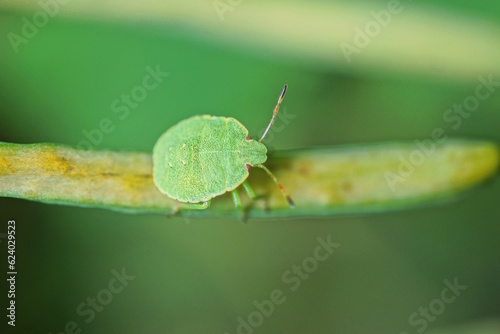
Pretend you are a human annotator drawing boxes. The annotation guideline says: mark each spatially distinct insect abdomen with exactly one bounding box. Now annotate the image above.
[154,116,249,203]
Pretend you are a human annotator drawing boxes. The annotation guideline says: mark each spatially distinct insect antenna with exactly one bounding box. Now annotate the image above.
[259,84,287,142]
[256,164,295,208]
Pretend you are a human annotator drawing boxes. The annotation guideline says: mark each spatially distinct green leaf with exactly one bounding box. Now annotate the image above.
[0,140,498,218]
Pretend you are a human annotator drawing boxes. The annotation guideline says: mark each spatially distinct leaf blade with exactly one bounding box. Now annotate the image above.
[0,140,497,218]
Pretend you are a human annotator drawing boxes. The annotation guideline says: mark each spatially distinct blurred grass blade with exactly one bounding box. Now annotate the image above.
[0,140,498,218]
[3,1,500,81]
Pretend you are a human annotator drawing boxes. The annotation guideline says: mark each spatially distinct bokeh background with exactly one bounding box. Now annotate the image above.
[1,0,500,333]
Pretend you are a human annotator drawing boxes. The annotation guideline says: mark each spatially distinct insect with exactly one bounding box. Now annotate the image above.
[152,85,294,212]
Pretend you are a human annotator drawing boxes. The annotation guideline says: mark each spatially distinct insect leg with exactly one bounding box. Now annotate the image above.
[231,187,253,223]
[231,190,242,209]
[242,181,264,201]
[169,201,211,216]
[256,164,295,208]
[183,201,211,210]
[232,190,249,222]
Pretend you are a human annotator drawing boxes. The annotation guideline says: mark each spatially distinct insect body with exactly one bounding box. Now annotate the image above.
[152,85,294,211]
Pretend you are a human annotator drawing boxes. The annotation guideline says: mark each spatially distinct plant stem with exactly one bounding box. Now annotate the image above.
[0,140,498,218]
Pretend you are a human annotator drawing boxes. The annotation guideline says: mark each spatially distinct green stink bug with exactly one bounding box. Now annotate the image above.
[152,85,294,211]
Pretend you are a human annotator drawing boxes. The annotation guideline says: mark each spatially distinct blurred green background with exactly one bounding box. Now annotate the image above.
[1,0,500,333]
